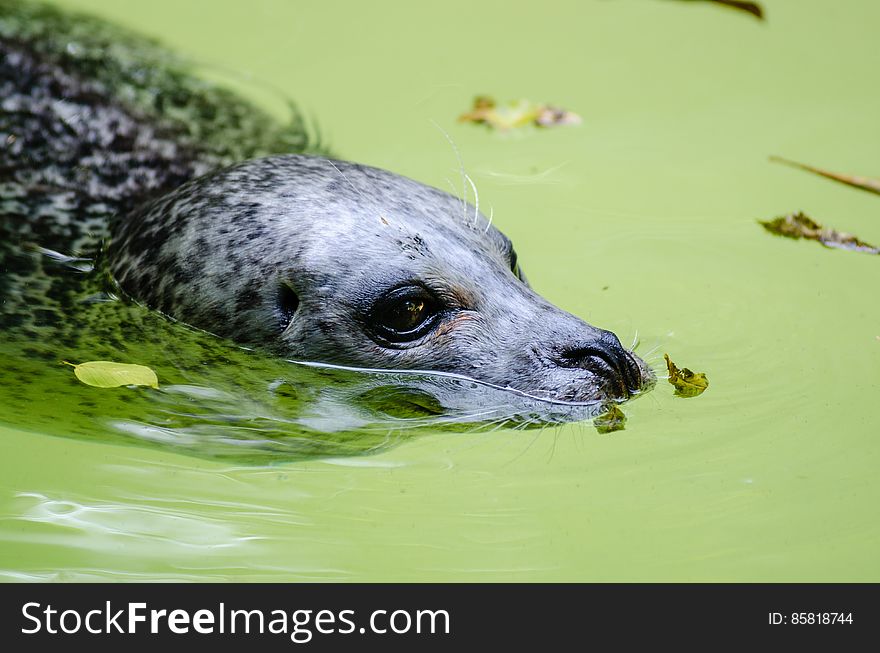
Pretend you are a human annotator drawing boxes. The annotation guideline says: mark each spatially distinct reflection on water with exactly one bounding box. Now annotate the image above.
[0,448,570,581]
[0,246,625,463]
[0,483,355,581]
[14,491,261,551]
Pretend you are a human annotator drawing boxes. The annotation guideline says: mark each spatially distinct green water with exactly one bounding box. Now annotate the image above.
[1,0,879,581]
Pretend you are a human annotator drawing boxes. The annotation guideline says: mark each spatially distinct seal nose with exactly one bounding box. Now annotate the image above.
[558,331,643,397]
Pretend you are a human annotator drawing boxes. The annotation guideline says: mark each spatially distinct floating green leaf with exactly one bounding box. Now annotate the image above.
[594,405,626,434]
[64,361,159,389]
[770,156,880,197]
[760,212,879,255]
[673,0,764,20]
[664,354,708,398]
[458,96,581,132]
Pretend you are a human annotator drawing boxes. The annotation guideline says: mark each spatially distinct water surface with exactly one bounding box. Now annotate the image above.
[0,0,878,581]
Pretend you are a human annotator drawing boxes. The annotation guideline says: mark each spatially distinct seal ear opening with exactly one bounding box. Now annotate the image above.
[277,281,300,331]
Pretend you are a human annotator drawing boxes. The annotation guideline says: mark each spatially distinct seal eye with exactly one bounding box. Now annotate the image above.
[370,286,442,343]
[277,282,300,331]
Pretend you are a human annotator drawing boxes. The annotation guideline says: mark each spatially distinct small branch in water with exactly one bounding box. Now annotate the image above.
[709,0,763,19]
[668,0,764,20]
[770,156,880,197]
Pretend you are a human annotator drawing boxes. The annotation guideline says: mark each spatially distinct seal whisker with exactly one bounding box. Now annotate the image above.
[445,178,461,206]
[546,425,559,462]
[514,415,541,432]
[465,173,480,226]
[483,205,495,234]
[502,425,545,467]
[478,414,524,435]
[478,161,570,186]
[355,405,511,434]
[378,407,506,432]
[435,408,505,423]
[462,413,516,434]
[429,119,468,219]
[435,414,521,457]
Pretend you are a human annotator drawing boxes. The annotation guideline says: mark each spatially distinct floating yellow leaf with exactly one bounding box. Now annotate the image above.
[594,405,626,434]
[770,156,880,197]
[458,96,581,132]
[64,361,159,389]
[664,354,708,398]
[760,212,879,255]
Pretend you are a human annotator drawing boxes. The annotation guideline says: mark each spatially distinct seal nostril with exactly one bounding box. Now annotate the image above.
[557,334,642,397]
[617,351,643,394]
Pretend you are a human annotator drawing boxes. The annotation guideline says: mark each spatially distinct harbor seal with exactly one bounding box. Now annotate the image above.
[2,0,653,409]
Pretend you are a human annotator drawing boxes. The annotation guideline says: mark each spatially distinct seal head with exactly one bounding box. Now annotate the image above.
[109,155,653,403]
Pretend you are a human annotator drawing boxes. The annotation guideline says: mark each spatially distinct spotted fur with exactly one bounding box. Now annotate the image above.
[0,0,321,335]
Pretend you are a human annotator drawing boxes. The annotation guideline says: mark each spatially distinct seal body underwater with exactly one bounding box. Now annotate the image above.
[1,0,653,406]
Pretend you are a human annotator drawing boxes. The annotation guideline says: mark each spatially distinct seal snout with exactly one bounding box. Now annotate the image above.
[556,331,647,399]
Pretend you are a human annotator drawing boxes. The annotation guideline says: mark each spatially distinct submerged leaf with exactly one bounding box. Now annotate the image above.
[664,354,708,398]
[673,0,764,19]
[760,212,879,255]
[64,361,159,389]
[594,405,626,434]
[770,156,880,197]
[458,96,581,132]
